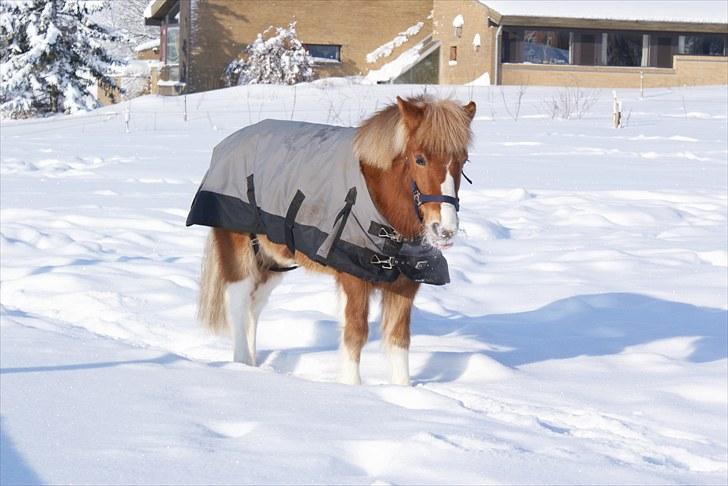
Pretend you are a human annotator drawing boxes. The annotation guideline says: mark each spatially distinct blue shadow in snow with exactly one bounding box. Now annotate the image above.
[0,353,183,375]
[413,292,727,368]
[1,417,44,485]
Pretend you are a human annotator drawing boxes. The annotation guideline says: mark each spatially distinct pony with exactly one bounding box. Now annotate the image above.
[197,95,476,385]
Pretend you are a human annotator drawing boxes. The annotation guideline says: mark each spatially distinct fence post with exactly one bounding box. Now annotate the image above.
[184,95,188,122]
[612,91,622,128]
[640,71,644,98]
[124,101,131,133]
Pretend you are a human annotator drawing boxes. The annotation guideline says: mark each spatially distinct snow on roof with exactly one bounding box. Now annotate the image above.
[481,1,728,24]
[366,22,424,64]
[453,14,465,27]
[143,0,156,18]
[134,39,160,52]
[364,38,428,83]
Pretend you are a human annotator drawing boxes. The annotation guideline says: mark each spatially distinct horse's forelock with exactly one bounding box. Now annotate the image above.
[355,96,472,169]
[414,99,473,157]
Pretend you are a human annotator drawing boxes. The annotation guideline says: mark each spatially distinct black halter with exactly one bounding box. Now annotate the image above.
[410,181,460,223]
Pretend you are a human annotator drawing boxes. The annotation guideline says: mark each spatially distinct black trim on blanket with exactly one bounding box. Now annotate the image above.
[186,190,402,283]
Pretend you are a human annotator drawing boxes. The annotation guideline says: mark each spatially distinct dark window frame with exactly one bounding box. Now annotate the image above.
[303,44,342,63]
[501,26,727,68]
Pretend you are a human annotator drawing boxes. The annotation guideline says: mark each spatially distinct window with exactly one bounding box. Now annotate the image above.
[454,26,463,38]
[450,46,457,62]
[680,35,726,56]
[521,30,570,64]
[162,1,180,81]
[572,32,600,65]
[501,27,726,67]
[606,32,643,66]
[303,44,341,63]
[651,35,677,68]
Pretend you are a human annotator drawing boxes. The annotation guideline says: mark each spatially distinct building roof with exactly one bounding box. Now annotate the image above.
[481,1,728,24]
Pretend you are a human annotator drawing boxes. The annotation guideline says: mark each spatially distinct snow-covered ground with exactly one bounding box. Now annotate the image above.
[1,82,726,485]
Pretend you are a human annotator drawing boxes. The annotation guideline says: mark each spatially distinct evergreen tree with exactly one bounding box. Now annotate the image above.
[0,0,120,118]
[224,21,314,86]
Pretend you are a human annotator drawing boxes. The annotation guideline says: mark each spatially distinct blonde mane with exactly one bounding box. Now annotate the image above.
[354,95,473,169]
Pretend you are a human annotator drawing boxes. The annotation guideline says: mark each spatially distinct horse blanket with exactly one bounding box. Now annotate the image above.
[186,119,449,285]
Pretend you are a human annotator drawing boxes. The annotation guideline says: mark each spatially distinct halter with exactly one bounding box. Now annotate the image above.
[410,181,460,223]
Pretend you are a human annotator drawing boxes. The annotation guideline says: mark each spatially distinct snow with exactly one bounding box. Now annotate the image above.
[466,71,490,86]
[453,14,465,28]
[1,83,727,484]
[364,39,427,83]
[482,0,728,24]
[142,0,157,19]
[366,22,424,64]
[133,38,159,52]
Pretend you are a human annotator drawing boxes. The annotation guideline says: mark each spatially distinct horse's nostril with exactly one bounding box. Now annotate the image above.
[441,228,455,239]
[431,222,440,235]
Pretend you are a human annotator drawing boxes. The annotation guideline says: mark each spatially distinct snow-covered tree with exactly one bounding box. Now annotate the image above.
[94,0,157,58]
[224,21,314,86]
[0,0,120,119]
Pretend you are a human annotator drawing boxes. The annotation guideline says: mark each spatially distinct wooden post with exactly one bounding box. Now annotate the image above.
[184,95,188,122]
[124,101,130,133]
[612,91,622,128]
[640,71,644,98]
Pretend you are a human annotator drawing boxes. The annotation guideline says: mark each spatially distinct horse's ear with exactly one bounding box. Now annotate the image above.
[396,96,424,129]
[463,101,477,122]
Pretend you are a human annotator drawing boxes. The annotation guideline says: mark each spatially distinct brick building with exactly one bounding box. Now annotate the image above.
[143,0,727,94]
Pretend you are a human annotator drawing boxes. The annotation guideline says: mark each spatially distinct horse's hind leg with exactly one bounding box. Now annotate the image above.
[200,229,281,366]
[239,270,283,365]
[380,276,419,385]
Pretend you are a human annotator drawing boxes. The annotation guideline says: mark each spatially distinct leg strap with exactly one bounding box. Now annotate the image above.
[250,234,299,273]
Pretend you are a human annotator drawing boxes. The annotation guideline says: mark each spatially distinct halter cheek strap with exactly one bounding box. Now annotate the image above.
[410,181,460,223]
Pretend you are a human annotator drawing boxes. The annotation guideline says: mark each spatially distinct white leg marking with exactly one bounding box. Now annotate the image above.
[338,288,362,385]
[227,278,255,365]
[440,165,459,234]
[247,273,283,364]
[339,348,362,385]
[387,345,410,386]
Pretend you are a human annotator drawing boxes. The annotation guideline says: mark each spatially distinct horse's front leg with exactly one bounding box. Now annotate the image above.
[337,274,372,385]
[381,276,419,386]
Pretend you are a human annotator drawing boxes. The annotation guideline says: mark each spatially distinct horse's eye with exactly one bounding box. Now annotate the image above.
[415,155,426,166]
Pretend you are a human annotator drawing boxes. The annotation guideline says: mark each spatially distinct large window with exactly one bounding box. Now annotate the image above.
[502,27,727,68]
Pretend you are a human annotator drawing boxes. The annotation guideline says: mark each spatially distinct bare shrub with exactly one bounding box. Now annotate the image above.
[500,85,527,121]
[540,86,601,120]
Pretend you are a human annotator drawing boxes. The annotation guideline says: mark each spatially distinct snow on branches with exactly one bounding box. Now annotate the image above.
[224,21,314,86]
[0,0,121,119]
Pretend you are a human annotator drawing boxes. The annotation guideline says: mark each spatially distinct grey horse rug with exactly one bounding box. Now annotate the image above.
[186,119,449,285]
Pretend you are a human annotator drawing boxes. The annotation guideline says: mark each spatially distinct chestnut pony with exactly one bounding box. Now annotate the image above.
[198,96,476,385]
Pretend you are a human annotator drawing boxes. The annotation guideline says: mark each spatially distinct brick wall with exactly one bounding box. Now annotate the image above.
[186,0,433,92]
[433,0,494,85]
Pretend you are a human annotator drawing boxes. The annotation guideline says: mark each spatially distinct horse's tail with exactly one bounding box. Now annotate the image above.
[198,230,228,334]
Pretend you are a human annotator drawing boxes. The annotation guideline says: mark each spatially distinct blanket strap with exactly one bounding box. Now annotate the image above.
[246,174,264,233]
[323,187,357,261]
[284,190,306,255]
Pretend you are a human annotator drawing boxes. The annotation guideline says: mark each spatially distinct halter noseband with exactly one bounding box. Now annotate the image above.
[410,181,460,223]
